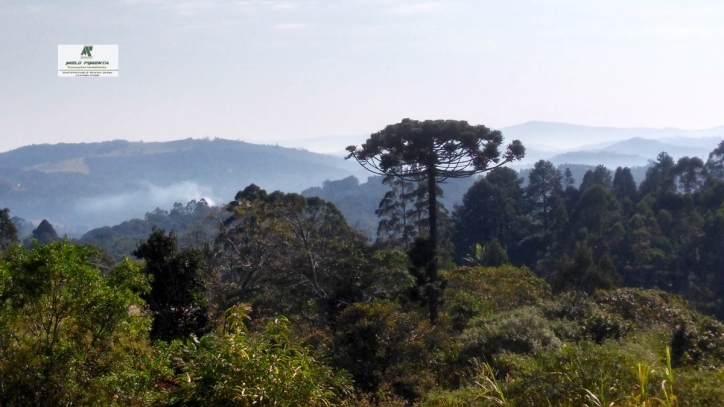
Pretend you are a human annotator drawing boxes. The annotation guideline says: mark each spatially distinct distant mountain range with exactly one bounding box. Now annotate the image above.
[271,121,723,170]
[496,123,722,170]
[500,121,724,151]
[545,136,719,169]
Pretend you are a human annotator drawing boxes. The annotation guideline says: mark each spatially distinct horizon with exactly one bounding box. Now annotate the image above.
[2,119,723,155]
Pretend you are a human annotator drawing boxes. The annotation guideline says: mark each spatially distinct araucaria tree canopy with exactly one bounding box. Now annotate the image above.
[345,119,525,182]
[346,119,525,323]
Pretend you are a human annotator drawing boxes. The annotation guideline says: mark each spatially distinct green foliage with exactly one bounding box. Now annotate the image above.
[444,266,552,315]
[332,300,438,400]
[480,239,509,267]
[169,311,352,406]
[593,289,690,330]
[212,186,391,328]
[421,361,509,407]
[460,307,562,361]
[0,208,19,255]
[134,228,210,341]
[0,240,160,405]
[525,160,563,231]
[498,339,662,406]
[551,242,621,294]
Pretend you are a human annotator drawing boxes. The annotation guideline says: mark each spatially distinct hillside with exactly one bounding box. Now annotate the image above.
[0,138,367,234]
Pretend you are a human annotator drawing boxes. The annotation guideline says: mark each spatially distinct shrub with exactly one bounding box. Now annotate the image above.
[0,240,160,405]
[460,307,561,362]
[169,310,352,406]
[332,301,437,401]
[444,266,552,314]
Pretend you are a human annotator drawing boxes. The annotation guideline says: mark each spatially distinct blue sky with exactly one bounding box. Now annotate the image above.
[1,0,723,152]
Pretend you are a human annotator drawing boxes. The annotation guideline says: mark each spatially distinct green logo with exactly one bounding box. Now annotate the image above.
[81,45,93,58]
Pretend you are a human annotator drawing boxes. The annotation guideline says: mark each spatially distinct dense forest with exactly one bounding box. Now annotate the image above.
[1,120,724,405]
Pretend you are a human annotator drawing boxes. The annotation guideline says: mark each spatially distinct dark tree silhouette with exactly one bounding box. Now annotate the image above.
[612,167,638,202]
[133,228,209,341]
[525,160,563,232]
[31,219,59,245]
[0,208,19,254]
[707,140,724,179]
[346,119,524,323]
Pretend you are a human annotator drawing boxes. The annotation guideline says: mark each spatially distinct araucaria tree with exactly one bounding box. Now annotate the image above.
[346,119,525,323]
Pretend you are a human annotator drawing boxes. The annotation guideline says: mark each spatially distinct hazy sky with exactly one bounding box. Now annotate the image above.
[1,0,723,152]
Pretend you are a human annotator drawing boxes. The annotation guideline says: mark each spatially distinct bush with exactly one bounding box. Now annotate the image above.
[332,301,438,401]
[169,309,353,406]
[444,265,552,334]
[459,307,561,361]
[0,240,160,405]
[498,339,662,406]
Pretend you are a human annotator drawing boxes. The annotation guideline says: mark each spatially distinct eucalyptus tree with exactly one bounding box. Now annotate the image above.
[0,208,18,255]
[213,185,391,325]
[375,174,418,250]
[452,167,523,263]
[707,140,724,179]
[525,160,563,232]
[346,119,524,323]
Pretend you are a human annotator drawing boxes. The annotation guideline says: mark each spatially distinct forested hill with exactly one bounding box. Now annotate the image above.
[0,138,366,234]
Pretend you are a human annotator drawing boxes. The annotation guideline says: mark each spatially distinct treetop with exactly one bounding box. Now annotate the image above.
[346,118,524,181]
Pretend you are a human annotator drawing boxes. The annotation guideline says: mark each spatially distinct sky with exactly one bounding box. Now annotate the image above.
[1,0,723,153]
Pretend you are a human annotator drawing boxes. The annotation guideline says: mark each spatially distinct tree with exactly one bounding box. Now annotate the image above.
[639,152,676,198]
[10,216,32,240]
[0,240,157,405]
[525,160,563,232]
[452,168,523,263]
[551,242,619,293]
[31,219,59,244]
[213,185,391,326]
[563,167,576,189]
[375,174,418,249]
[706,140,724,179]
[674,156,707,194]
[579,165,612,191]
[573,184,620,237]
[346,119,525,323]
[0,208,18,255]
[133,228,209,341]
[612,167,638,203]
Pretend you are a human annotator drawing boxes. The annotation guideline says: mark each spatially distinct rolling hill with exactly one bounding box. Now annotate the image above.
[0,138,367,235]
